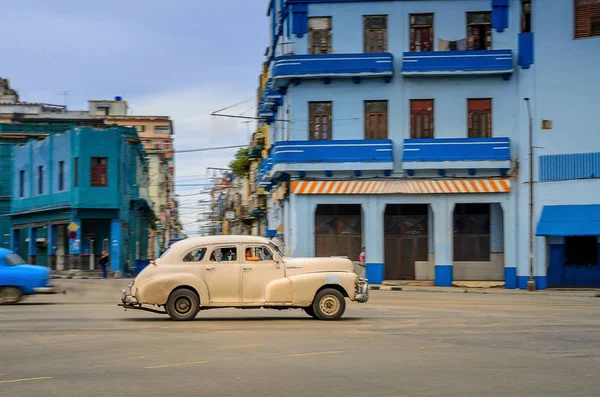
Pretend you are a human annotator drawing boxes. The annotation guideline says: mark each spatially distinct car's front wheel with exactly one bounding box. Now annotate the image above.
[165,288,200,321]
[0,287,22,305]
[311,288,346,321]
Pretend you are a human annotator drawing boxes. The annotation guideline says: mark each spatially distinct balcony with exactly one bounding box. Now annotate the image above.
[402,138,511,175]
[261,139,394,183]
[271,53,394,88]
[401,50,514,78]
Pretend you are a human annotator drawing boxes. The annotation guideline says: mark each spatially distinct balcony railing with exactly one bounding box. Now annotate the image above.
[271,53,394,88]
[401,50,514,77]
[402,137,511,175]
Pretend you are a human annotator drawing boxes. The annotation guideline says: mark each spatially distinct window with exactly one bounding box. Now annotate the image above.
[183,248,207,262]
[18,170,25,198]
[154,126,170,134]
[575,0,600,38]
[467,12,492,50]
[209,247,237,262]
[95,106,110,116]
[308,17,332,54]
[244,246,274,262]
[38,166,44,194]
[5,253,26,266]
[468,99,492,138]
[565,236,598,265]
[410,99,434,138]
[364,100,388,139]
[135,125,146,133]
[521,0,532,33]
[58,161,65,191]
[91,157,108,187]
[74,157,79,187]
[364,15,388,52]
[410,13,434,51]
[309,102,332,140]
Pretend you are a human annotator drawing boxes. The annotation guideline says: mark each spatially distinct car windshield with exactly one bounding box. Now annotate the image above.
[269,241,286,258]
[5,253,26,266]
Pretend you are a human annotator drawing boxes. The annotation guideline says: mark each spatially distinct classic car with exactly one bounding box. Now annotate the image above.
[0,248,59,304]
[120,235,368,321]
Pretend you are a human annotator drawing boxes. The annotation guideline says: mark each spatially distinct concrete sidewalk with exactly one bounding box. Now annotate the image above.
[370,283,600,297]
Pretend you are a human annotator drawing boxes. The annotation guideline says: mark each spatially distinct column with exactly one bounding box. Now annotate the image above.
[363,197,385,284]
[432,200,453,287]
[67,218,81,270]
[110,219,122,273]
[501,199,518,289]
[289,193,315,257]
[47,223,57,270]
[27,226,37,265]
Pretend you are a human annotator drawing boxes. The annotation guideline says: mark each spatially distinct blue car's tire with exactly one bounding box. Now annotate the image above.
[0,287,22,304]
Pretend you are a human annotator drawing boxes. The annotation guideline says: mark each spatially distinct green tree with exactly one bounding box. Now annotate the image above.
[229,148,250,178]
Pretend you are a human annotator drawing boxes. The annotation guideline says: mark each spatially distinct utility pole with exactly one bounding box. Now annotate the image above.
[55,91,74,108]
[524,98,536,292]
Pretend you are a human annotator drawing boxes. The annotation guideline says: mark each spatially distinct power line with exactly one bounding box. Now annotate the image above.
[174,144,247,154]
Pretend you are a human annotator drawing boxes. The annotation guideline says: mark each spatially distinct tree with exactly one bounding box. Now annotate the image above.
[229,148,250,178]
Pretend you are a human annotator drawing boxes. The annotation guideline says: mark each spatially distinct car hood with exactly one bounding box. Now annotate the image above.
[14,264,52,276]
[283,256,354,276]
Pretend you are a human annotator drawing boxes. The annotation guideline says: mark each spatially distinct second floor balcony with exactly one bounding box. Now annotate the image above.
[259,139,394,185]
[401,50,514,78]
[272,53,394,88]
[402,137,511,176]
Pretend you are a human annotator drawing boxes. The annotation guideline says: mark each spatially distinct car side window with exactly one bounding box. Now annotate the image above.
[209,246,237,262]
[183,248,207,263]
[244,246,274,262]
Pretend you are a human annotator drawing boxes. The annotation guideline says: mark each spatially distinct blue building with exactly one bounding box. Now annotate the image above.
[257,0,600,288]
[9,125,154,273]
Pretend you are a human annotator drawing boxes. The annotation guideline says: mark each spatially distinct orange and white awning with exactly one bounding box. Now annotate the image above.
[291,179,511,195]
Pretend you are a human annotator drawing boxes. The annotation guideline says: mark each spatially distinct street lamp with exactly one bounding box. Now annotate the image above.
[524,98,536,292]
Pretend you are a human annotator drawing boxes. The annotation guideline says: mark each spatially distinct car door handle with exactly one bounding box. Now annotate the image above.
[243,267,253,271]
[206,267,216,271]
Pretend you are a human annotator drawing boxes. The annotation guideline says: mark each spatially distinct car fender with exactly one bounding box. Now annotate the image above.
[136,273,209,306]
[265,277,293,303]
[287,272,356,306]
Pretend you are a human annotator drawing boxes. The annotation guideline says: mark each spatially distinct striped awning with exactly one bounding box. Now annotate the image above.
[291,179,511,195]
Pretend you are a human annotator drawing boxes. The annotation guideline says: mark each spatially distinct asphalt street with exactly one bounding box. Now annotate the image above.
[0,280,599,397]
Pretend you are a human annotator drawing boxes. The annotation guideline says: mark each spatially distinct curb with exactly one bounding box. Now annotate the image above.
[370,285,402,291]
[369,284,600,297]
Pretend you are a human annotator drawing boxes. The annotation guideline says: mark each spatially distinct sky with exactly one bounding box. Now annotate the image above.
[0,0,268,235]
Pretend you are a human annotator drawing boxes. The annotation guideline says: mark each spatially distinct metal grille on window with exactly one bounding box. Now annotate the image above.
[364,100,388,140]
[309,17,332,54]
[410,14,434,52]
[309,102,332,140]
[364,16,388,52]
[467,12,492,50]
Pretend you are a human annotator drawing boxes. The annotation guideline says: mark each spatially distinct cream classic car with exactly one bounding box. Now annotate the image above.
[120,235,368,321]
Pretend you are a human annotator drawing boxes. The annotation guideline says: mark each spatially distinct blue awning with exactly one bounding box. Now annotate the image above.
[536,205,600,236]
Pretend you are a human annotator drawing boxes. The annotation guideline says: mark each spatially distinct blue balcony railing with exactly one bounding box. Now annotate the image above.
[272,53,394,88]
[401,50,514,77]
[258,139,394,185]
[402,138,511,174]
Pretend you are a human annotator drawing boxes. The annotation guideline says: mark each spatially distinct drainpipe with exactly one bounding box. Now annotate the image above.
[524,98,536,292]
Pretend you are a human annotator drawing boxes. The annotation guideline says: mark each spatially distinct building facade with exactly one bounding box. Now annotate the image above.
[88,98,180,258]
[9,126,154,273]
[256,0,600,289]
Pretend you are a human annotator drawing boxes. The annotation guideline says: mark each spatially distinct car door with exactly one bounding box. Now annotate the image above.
[203,245,241,304]
[241,245,285,304]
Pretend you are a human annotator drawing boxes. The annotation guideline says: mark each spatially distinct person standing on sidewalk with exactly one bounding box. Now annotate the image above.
[99,251,110,279]
[358,247,366,278]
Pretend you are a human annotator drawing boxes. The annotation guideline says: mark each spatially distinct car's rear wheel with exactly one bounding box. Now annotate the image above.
[0,287,22,305]
[312,288,346,321]
[165,288,199,321]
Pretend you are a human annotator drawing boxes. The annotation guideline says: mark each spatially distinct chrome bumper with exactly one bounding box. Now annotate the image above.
[355,278,369,303]
[121,288,139,305]
[33,286,62,294]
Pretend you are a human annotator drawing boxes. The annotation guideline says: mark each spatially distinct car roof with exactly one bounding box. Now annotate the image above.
[163,235,272,257]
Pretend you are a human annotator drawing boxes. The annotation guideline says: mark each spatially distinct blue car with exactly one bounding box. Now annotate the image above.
[0,248,59,304]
